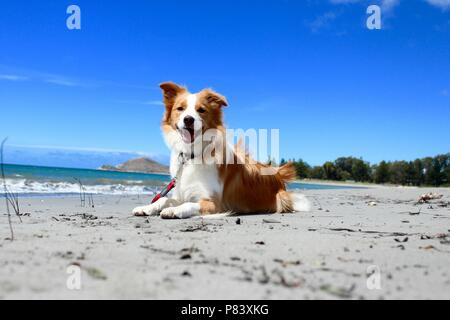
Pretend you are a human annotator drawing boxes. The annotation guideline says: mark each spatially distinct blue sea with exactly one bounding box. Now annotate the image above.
[1,164,356,197]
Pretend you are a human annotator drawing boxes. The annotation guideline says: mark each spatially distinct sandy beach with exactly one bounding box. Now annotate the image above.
[1,186,449,300]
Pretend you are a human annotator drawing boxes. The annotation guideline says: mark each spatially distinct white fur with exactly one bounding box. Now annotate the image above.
[156,154,223,219]
[161,202,200,219]
[132,197,180,216]
[177,94,203,133]
[292,193,311,212]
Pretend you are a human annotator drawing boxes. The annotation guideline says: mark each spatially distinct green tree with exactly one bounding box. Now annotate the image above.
[293,159,310,179]
[323,161,339,180]
[389,161,409,185]
[374,161,390,184]
[411,159,424,186]
[426,154,449,186]
[351,159,371,182]
[309,166,325,179]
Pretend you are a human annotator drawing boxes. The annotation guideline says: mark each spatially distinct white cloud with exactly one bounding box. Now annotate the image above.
[114,99,164,106]
[143,100,164,106]
[0,74,29,81]
[330,0,400,11]
[381,0,400,11]
[426,0,450,9]
[307,11,338,32]
[0,66,84,87]
[44,77,80,87]
[0,65,151,90]
[330,0,360,3]
[331,0,450,10]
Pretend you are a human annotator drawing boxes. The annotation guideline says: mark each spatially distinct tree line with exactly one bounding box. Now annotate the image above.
[280,153,450,187]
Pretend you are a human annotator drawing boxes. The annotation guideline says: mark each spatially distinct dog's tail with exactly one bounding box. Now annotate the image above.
[276,162,311,213]
[291,193,311,212]
[277,162,297,183]
[276,191,311,213]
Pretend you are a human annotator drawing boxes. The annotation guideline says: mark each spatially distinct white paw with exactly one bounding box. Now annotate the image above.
[160,203,199,219]
[160,207,179,219]
[132,204,160,216]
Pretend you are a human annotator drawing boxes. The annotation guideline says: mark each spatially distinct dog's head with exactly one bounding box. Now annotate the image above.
[160,82,228,146]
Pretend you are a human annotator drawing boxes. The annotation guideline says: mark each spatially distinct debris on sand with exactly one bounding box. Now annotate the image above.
[319,283,355,299]
[254,266,302,288]
[273,259,301,267]
[86,267,107,280]
[180,222,208,232]
[271,269,302,288]
[417,193,443,204]
[180,246,199,260]
[263,218,281,224]
[437,201,449,208]
[419,245,450,253]
[73,213,98,220]
[326,227,414,237]
[394,237,409,243]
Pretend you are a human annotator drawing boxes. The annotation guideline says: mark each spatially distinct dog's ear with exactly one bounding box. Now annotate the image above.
[200,89,228,108]
[159,82,187,108]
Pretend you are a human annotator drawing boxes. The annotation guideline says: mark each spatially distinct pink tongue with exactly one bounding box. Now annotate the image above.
[181,130,192,143]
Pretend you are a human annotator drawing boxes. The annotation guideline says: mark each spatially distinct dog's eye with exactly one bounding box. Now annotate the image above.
[197,107,206,113]
[177,107,184,111]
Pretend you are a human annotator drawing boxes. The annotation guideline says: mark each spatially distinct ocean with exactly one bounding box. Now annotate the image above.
[1,163,356,197]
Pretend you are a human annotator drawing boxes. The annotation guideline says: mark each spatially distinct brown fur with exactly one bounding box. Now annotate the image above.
[219,158,296,214]
[159,82,296,215]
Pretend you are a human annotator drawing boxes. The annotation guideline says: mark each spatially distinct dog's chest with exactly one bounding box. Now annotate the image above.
[175,163,222,202]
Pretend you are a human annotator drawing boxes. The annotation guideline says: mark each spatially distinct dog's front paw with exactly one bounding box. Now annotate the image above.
[132,204,160,217]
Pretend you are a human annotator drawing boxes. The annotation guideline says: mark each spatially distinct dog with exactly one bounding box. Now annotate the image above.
[132,82,310,219]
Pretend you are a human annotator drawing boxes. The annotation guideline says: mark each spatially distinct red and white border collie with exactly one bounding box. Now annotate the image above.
[132,82,310,219]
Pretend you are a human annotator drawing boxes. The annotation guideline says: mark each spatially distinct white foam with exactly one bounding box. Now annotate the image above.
[1,179,157,196]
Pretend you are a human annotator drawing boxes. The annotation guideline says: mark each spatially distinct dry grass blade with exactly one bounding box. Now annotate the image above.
[1,137,22,240]
[73,177,86,207]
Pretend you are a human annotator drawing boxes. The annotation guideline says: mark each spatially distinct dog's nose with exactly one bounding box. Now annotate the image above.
[183,116,195,127]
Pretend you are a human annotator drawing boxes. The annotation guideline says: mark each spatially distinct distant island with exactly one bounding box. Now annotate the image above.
[99,157,169,174]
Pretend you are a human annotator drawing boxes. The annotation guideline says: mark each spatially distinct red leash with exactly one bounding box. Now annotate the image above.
[151,178,176,204]
[150,152,193,204]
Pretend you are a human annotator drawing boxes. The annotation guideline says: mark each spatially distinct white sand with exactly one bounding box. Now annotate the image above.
[1,187,449,300]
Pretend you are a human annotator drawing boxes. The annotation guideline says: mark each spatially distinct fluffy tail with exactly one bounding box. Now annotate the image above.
[277,162,297,182]
[276,162,311,212]
[291,193,311,212]
[276,191,311,213]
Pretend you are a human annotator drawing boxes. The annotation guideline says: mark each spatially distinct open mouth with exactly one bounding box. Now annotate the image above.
[179,127,195,144]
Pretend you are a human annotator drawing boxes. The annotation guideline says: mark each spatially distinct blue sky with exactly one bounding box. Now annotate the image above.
[0,0,449,168]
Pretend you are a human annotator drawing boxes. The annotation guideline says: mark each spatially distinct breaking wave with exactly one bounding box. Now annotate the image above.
[1,178,160,196]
